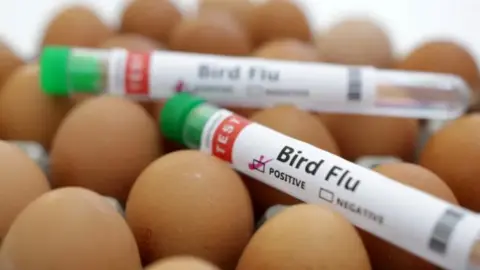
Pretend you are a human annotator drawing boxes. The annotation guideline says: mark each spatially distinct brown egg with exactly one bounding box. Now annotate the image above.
[98,33,166,116]
[358,162,457,270]
[99,33,166,51]
[0,141,50,242]
[253,38,321,61]
[146,256,220,270]
[250,0,312,46]
[169,9,252,56]
[237,204,371,270]
[246,105,340,216]
[0,187,142,270]
[120,0,182,43]
[0,64,73,149]
[397,40,480,90]
[0,41,23,88]
[125,150,254,269]
[41,6,113,47]
[319,18,394,68]
[50,96,160,203]
[199,0,255,32]
[419,113,480,211]
[319,114,419,161]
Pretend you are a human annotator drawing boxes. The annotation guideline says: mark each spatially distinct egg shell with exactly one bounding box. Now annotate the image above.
[358,162,457,270]
[199,0,255,34]
[318,18,393,68]
[0,141,50,242]
[120,0,182,43]
[397,41,480,90]
[249,0,312,46]
[236,204,371,270]
[419,113,480,211]
[0,187,142,270]
[252,38,321,62]
[319,114,419,162]
[99,33,166,51]
[0,64,73,149]
[49,96,160,203]
[169,9,253,56]
[125,150,254,269]
[146,256,220,270]
[0,41,23,89]
[98,33,166,117]
[41,6,113,47]
[245,105,340,217]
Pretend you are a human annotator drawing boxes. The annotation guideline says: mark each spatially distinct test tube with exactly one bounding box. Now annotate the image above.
[40,46,471,120]
[159,93,480,270]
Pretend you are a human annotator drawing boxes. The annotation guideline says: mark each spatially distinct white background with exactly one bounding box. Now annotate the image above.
[0,0,478,65]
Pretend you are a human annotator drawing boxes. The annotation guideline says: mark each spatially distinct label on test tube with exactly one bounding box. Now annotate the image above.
[199,109,480,270]
[107,49,377,107]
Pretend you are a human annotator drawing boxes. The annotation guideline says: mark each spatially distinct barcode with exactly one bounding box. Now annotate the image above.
[429,209,465,255]
[347,68,362,101]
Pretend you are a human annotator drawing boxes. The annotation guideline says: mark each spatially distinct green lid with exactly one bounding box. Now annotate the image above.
[160,93,206,144]
[40,46,70,96]
[40,46,103,96]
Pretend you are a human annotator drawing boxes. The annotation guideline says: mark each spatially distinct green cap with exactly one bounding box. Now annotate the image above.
[160,93,206,144]
[40,46,103,96]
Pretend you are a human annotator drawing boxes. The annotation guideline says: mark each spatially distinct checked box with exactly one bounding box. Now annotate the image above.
[319,188,335,203]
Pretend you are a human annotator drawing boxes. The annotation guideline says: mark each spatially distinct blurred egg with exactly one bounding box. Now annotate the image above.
[120,0,182,43]
[0,64,73,149]
[236,204,371,270]
[41,6,113,47]
[99,33,166,51]
[169,9,252,56]
[319,18,393,68]
[199,0,255,32]
[0,187,142,270]
[98,33,166,116]
[250,0,312,46]
[0,41,23,88]
[146,256,220,270]
[252,38,321,62]
[246,105,339,216]
[397,41,480,90]
[359,162,457,270]
[319,114,419,161]
[125,150,254,269]
[419,113,480,211]
[0,141,50,242]
[50,96,160,203]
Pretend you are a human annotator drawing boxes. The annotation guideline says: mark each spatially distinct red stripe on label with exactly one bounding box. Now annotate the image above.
[212,115,251,163]
[125,52,151,95]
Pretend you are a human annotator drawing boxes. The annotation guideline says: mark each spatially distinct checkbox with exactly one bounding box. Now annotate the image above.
[252,159,266,173]
[319,188,334,203]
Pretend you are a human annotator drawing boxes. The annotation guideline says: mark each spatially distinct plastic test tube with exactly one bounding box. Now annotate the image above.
[159,93,480,270]
[39,46,471,120]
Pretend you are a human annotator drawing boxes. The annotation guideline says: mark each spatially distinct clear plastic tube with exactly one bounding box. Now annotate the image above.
[40,46,471,119]
[160,93,480,270]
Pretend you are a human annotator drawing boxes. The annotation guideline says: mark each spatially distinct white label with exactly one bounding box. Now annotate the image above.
[200,110,480,270]
[107,48,127,96]
[107,50,377,108]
